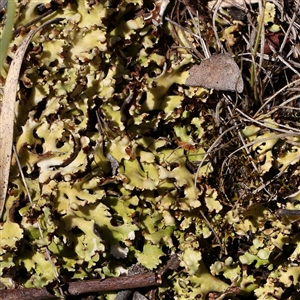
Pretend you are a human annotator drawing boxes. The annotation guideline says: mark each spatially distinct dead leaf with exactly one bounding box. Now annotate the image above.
[0,18,63,219]
[185,53,244,93]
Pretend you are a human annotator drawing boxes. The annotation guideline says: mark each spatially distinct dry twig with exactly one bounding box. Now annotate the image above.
[0,17,63,219]
[0,255,180,300]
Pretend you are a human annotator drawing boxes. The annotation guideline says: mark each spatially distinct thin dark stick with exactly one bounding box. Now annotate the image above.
[0,255,179,300]
[13,9,56,36]
[0,272,157,300]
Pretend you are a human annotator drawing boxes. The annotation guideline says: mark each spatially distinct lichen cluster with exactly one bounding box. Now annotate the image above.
[1,1,300,299]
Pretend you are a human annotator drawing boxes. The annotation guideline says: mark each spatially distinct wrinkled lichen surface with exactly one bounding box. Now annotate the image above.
[1,1,300,299]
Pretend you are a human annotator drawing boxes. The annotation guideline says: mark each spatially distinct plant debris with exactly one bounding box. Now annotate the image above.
[1,0,300,299]
[185,53,244,92]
